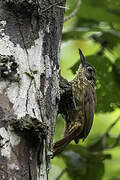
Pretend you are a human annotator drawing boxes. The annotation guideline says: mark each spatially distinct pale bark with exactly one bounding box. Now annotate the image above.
[0,0,65,179]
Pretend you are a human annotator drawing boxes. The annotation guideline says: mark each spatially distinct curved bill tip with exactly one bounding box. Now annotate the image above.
[79,48,86,66]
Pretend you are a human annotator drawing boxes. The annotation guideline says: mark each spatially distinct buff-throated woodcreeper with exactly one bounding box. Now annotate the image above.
[53,48,96,157]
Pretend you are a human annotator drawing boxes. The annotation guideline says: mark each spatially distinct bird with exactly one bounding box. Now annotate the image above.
[53,48,97,157]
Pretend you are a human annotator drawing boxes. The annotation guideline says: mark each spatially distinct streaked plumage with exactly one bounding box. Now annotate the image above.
[53,49,97,157]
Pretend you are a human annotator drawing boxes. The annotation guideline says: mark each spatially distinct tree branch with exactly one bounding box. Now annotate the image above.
[64,0,81,22]
[88,116,120,151]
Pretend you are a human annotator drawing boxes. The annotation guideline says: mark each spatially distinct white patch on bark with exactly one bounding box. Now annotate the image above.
[7,83,19,104]
[12,31,45,119]
[0,20,6,27]
[8,163,19,170]
[28,31,45,89]
[0,127,11,159]
[0,81,9,93]
[0,32,15,56]
[0,20,7,37]
[23,32,45,118]
[46,22,50,33]
[8,127,20,146]
[0,23,45,120]
[0,127,21,159]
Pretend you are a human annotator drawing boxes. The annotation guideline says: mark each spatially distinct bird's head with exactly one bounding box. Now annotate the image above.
[78,48,96,87]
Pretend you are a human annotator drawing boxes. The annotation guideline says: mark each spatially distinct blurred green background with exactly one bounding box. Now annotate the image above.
[50,0,120,179]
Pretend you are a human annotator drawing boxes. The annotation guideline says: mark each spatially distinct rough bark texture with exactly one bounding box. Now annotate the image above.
[0,0,65,179]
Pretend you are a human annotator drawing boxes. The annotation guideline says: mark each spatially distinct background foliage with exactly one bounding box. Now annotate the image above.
[50,0,120,179]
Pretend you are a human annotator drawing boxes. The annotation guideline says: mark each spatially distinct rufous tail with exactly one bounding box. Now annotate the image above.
[53,124,82,157]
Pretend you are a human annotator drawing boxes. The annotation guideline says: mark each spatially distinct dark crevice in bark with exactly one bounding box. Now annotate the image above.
[11,117,48,143]
[32,108,36,117]
[37,141,43,166]
[16,14,29,56]
[30,15,39,47]
[40,73,46,95]
[26,78,33,113]
[28,159,32,180]
[0,167,9,177]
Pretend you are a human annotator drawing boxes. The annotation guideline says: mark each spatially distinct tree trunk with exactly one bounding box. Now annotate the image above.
[0,0,66,179]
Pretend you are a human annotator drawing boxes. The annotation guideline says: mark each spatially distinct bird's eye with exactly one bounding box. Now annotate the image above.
[87,66,93,72]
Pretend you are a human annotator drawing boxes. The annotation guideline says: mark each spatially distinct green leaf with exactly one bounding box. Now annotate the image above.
[60,144,110,180]
[78,3,120,23]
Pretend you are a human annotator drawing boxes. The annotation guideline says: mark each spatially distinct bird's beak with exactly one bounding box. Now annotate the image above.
[79,48,86,67]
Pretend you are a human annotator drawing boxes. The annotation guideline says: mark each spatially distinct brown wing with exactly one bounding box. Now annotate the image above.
[82,84,96,141]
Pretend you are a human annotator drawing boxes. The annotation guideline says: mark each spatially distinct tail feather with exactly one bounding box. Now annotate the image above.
[53,124,82,157]
[53,134,74,157]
